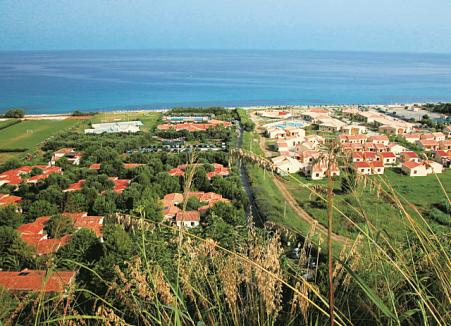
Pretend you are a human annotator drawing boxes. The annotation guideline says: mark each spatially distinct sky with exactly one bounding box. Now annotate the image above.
[1,0,451,53]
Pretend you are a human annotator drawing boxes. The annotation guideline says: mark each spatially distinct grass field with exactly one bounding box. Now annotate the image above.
[0,119,81,163]
[0,119,16,129]
[282,169,451,241]
[91,111,161,131]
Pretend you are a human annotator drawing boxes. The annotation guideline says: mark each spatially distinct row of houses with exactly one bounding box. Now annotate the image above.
[0,166,62,187]
[157,119,232,132]
[64,177,130,194]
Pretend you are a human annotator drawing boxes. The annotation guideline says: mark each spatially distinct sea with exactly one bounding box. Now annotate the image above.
[0,49,451,114]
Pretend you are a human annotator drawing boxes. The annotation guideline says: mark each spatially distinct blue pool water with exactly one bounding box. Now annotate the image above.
[0,50,451,114]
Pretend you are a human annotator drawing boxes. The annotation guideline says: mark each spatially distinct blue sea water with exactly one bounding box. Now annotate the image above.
[0,50,451,114]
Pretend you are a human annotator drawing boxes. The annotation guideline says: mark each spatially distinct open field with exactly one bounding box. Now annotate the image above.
[90,111,161,131]
[0,120,80,150]
[0,119,81,163]
[282,170,450,241]
[0,119,16,129]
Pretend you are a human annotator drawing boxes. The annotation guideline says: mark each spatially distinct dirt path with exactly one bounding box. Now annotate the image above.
[250,119,350,245]
[272,176,350,245]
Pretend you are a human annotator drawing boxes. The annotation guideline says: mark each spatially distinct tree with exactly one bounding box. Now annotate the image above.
[155,172,180,195]
[64,191,87,212]
[37,185,65,210]
[193,167,210,191]
[27,200,58,220]
[207,201,245,226]
[92,195,116,216]
[57,229,101,269]
[0,226,35,270]
[3,109,25,118]
[185,196,202,211]
[0,159,21,173]
[0,205,23,228]
[44,214,75,238]
[203,213,238,249]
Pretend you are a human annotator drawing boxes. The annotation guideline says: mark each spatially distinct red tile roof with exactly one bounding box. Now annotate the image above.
[419,140,439,146]
[0,166,62,185]
[369,135,389,141]
[112,179,130,193]
[370,161,384,168]
[401,151,418,158]
[89,163,101,169]
[379,152,396,158]
[176,211,200,222]
[17,212,103,254]
[354,161,371,168]
[64,180,85,192]
[0,269,76,293]
[0,194,22,206]
[403,161,422,169]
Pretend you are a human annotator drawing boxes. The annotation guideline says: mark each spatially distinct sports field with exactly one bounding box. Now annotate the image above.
[90,111,161,131]
[0,119,80,162]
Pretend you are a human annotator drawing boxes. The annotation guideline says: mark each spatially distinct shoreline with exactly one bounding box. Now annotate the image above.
[12,102,444,120]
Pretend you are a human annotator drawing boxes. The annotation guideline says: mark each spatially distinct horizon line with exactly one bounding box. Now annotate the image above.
[0,47,451,56]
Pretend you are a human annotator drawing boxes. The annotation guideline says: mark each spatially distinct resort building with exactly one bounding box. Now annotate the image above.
[354,162,372,175]
[432,150,451,167]
[401,133,421,144]
[368,135,389,145]
[399,151,420,163]
[401,162,427,177]
[50,148,81,166]
[417,140,439,151]
[439,140,451,150]
[317,118,346,132]
[341,125,366,135]
[175,211,201,228]
[272,155,304,175]
[157,119,232,132]
[378,124,407,136]
[377,152,397,166]
[308,162,340,180]
[85,121,143,134]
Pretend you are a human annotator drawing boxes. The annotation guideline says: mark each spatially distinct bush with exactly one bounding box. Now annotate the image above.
[3,109,25,119]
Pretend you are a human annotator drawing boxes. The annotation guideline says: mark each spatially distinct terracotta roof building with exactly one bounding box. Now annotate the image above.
[0,270,76,293]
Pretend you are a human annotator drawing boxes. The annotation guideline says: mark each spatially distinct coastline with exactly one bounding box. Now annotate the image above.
[12,102,442,120]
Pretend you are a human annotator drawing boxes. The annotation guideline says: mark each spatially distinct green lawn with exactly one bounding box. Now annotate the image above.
[242,130,264,156]
[0,119,16,129]
[0,119,80,150]
[282,169,451,242]
[90,111,161,131]
[383,168,450,211]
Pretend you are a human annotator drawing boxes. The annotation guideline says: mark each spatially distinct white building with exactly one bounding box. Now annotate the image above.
[85,121,143,134]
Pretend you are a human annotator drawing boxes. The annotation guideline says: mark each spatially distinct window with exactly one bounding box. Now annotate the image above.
[361,169,365,172]
[315,173,319,177]
[191,222,195,226]
[413,170,417,175]
[18,272,29,276]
